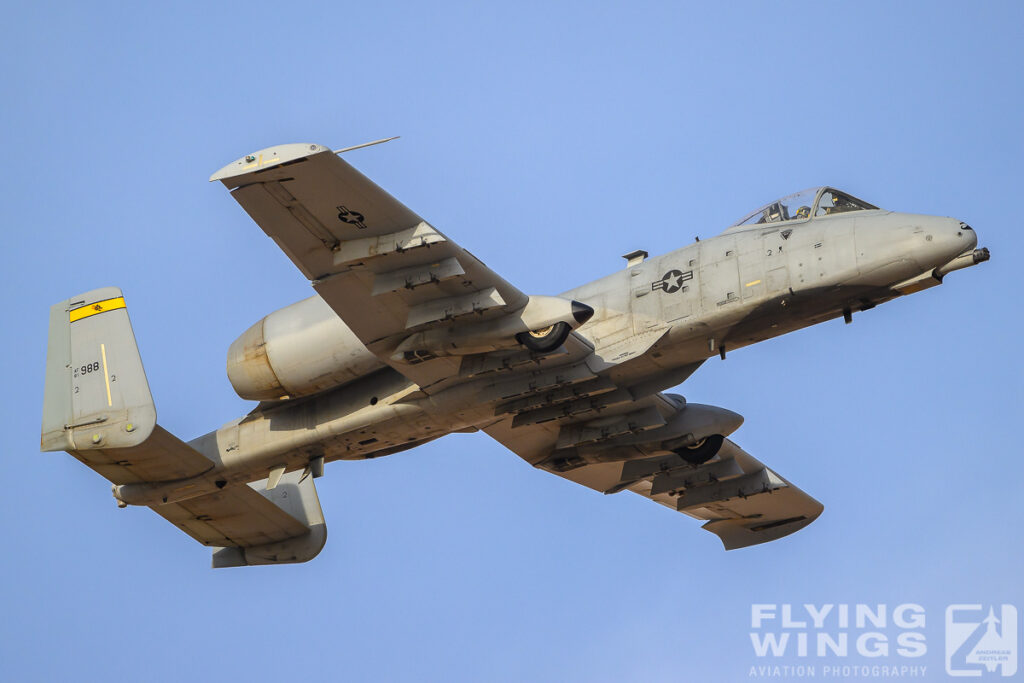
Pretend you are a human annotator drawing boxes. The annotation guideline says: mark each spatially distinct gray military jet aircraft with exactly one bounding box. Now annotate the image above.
[41,142,989,567]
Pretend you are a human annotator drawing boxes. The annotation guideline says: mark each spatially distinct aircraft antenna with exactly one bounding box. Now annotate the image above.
[333,136,400,155]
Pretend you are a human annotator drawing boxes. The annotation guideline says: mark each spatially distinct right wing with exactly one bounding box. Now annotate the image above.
[211,143,533,391]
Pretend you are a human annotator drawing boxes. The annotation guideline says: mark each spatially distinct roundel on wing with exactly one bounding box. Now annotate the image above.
[336,205,367,229]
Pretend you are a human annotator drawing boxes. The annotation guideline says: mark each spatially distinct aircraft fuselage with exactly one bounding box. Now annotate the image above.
[111,204,983,508]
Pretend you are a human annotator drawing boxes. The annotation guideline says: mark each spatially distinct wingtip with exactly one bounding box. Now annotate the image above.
[209,143,331,184]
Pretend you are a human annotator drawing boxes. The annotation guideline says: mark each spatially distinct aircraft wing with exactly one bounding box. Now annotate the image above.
[483,404,823,549]
[211,143,532,391]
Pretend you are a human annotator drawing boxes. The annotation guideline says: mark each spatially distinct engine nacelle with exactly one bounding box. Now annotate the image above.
[227,296,384,401]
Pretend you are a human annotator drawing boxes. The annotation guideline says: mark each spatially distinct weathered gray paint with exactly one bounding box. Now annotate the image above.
[41,287,157,453]
[41,145,988,566]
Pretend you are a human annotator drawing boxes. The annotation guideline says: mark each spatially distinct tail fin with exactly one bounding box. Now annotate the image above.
[42,287,157,452]
[42,288,329,567]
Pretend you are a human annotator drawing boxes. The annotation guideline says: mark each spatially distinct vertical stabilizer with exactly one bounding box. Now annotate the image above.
[41,287,157,452]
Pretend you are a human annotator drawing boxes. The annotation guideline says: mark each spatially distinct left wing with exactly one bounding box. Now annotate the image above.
[484,400,823,549]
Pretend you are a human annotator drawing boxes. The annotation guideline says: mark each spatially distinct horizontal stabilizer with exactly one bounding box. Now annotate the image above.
[152,469,328,568]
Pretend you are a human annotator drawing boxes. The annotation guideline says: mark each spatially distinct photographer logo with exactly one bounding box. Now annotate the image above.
[945,605,1017,677]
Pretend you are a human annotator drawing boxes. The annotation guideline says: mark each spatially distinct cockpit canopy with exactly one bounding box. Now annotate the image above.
[732,187,879,227]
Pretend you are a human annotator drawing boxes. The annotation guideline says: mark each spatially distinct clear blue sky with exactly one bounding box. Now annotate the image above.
[2,2,1021,681]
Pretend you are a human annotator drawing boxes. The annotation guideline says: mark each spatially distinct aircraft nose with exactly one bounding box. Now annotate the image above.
[917,217,976,270]
[957,221,979,251]
[940,219,978,263]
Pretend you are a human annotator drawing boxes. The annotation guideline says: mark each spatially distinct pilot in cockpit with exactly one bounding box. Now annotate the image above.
[733,188,877,228]
[831,194,857,213]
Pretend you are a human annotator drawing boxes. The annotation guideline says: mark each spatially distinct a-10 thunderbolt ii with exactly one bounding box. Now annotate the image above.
[41,141,990,567]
